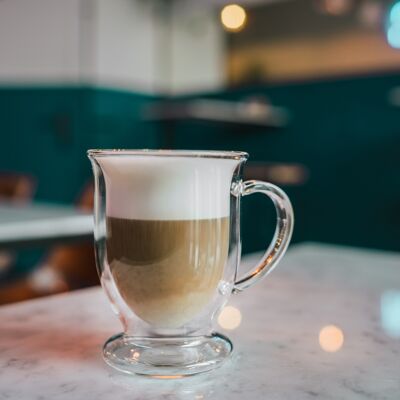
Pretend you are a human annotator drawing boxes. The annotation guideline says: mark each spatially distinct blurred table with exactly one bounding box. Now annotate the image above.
[0,202,93,249]
[0,243,399,399]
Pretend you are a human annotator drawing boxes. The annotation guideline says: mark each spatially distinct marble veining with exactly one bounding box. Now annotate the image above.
[0,243,399,399]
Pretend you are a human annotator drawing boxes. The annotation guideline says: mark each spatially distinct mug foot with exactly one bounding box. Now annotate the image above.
[102,332,233,377]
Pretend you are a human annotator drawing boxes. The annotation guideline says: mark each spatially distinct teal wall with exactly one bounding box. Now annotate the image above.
[0,86,160,204]
[0,86,162,277]
[1,74,400,254]
[171,73,400,252]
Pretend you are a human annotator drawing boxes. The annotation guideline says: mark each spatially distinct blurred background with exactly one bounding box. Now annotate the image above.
[0,0,399,304]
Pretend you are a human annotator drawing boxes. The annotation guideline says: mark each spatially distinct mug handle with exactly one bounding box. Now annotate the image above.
[233,180,294,293]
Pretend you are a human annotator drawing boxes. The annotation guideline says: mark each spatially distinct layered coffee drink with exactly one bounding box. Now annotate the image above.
[106,217,229,327]
[98,156,237,328]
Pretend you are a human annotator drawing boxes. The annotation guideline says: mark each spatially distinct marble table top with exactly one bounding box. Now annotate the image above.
[1,243,399,399]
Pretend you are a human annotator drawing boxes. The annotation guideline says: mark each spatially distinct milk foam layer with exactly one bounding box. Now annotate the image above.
[97,156,240,220]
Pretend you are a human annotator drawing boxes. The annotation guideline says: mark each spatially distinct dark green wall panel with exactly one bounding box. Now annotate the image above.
[0,86,161,204]
[172,74,400,252]
[1,74,400,253]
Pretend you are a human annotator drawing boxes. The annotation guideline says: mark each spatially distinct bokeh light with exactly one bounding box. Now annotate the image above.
[316,0,353,16]
[388,26,400,48]
[218,306,242,330]
[381,290,400,338]
[221,4,247,32]
[358,1,383,28]
[319,325,344,352]
[387,1,400,48]
[390,2,400,24]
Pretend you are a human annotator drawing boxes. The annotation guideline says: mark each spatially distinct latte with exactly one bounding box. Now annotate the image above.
[96,155,237,328]
[106,217,229,328]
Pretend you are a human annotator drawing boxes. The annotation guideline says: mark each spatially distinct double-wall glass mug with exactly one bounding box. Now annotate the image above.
[88,150,294,377]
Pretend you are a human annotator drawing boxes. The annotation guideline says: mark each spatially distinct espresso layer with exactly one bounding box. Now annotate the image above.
[106,217,230,328]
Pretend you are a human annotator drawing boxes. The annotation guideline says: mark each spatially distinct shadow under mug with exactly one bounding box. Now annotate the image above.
[88,149,294,377]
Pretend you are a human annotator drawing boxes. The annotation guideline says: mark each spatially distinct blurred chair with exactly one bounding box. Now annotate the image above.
[0,183,97,305]
[0,172,36,203]
[0,173,36,276]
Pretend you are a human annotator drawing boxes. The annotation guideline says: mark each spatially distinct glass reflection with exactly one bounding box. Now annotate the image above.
[218,306,242,330]
[381,290,400,338]
[319,325,344,352]
[110,371,216,399]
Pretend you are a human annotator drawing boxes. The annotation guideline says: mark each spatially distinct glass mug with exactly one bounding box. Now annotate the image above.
[88,149,294,377]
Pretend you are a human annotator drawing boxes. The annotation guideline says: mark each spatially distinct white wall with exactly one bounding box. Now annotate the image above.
[91,0,225,94]
[0,0,225,94]
[0,0,81,84]
[169,3,225,93]
[93,0,157,92]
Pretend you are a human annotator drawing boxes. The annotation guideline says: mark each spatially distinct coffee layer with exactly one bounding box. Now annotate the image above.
[106,217,230,328]
[97,156,239,220]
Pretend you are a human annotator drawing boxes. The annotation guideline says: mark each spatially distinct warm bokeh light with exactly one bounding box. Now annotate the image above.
[218,306,242,330]
[221,4,247,32]
[131,351,140,360]
[319,325,344,352]
[317,0,353,15]
[358,1,382,28]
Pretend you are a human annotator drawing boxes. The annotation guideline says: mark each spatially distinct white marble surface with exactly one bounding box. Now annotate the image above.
[1,243,399,399]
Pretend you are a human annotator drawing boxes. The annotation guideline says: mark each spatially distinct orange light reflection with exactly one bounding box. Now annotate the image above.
[319,325,344,353]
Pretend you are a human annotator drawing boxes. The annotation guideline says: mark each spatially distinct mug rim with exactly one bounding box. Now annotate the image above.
[87,149,248,160]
